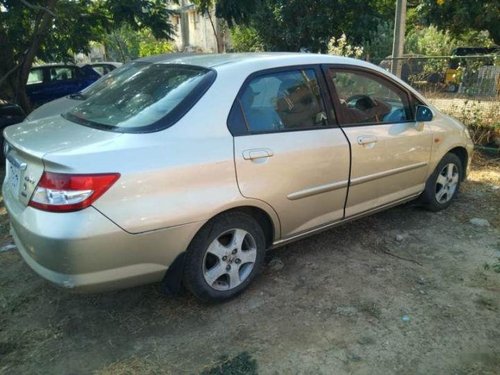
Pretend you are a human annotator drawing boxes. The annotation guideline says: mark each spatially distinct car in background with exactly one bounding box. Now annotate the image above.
[26,62,144,121]
[89,62,123,76]
[26,64,101,107]
[0,100,25,155]
[3,53,474,302]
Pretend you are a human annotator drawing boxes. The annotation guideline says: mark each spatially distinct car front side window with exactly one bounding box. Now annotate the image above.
[328,69,411,126]
[238,69,328,133]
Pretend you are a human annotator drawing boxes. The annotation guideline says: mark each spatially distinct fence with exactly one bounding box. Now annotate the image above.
[373,54,500,151]
[374,54,500,99]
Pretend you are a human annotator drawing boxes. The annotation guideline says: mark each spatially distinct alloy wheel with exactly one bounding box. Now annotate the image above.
[435,163,459,204]
[202,229,257,291]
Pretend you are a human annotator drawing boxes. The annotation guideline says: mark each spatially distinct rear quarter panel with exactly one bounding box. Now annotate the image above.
[42,70,281,237]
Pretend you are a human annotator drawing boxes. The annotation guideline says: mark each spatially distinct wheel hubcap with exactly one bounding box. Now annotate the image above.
[203,229,257,291]
[435,163,459,204]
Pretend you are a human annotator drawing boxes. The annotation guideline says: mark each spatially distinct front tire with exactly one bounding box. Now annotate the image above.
[421,153,463,211]
[183,212,266,302]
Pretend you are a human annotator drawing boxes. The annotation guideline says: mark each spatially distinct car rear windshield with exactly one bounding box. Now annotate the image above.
[64,63,216,132]
[77,62,148,99]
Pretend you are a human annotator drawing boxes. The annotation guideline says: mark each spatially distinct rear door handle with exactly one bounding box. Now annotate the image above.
[242,148,274,160]
[357,136,378,145]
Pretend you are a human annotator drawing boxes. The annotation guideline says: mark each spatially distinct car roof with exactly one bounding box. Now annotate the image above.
[135,52,428,104]
[31,64,78,68]
[137,52,374,70]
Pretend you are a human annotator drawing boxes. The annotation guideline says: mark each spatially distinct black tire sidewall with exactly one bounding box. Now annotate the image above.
[183,212,266,302]
[422,153,463,211]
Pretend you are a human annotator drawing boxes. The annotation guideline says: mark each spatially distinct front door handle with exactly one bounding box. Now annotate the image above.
[242,148,274,160]
[357,135,378,145]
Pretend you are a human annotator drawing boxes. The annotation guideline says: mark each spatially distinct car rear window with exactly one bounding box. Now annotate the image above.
[64,63,216,133]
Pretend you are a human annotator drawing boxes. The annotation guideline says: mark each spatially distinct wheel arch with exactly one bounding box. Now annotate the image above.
[206,205,278,248]
[160,203,280,295]
[447,146,469,180]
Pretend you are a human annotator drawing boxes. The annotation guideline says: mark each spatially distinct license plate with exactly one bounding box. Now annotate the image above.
[6,160,20,194]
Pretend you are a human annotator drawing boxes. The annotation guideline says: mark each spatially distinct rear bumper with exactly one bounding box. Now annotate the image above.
[3,183,202,292]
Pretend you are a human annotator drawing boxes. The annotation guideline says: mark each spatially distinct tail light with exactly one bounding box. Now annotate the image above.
[29,172,120,212]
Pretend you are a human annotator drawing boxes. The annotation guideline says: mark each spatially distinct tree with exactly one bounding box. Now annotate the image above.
[215,0,395,53]
[417,0,500,45]
[230,26,264,52]
[0,0,175,112]
[191,0,224,53]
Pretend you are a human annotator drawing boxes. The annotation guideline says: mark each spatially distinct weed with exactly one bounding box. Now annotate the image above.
[358,302,382,319]
[201,352,257,375]
[475,296,498,311]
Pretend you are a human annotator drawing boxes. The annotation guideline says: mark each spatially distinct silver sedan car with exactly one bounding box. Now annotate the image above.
[3,53,473,302]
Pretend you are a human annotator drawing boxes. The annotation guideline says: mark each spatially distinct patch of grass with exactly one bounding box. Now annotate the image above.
[475,296,498,312]
[483,259,500,274]
[358,302,382,320]
[97,356,160,375]
[201,352,257,375]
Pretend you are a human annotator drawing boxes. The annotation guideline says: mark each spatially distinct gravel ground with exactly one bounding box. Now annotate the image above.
[0,154,499,375]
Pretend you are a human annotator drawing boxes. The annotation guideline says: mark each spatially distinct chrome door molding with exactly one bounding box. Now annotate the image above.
[287,180,349,201]
[350,161,428,187]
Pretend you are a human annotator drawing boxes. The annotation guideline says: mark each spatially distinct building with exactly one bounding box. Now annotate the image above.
[170,0,230,53]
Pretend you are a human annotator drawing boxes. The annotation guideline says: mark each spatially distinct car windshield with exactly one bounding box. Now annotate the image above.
[64,63,214,131]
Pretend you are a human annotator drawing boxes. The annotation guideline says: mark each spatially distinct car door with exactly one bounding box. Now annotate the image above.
[323,66,433,217]
[26,67,50,106]
[229,66,350,238]
[46,66,80,101]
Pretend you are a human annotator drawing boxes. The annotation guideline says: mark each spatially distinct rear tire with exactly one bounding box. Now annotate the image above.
[420,153,463,212]
[183,212,266,302]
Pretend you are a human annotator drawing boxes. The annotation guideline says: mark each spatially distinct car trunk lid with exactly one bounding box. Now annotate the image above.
[3,115,122,206]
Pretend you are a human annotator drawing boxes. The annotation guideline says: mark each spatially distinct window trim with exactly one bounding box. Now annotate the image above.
[321,64,416,128]
[227,64,339,137]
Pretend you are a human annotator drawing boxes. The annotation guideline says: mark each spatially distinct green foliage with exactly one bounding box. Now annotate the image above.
[235,0,388,53]
[101,24,142,62]
[138,29,175,57]
[215,0,261,27]
[230,26,264,52]
[327,34,364,58]
[405,26,456,56]
[362,21,393,61]
[101,25,174,61]
[417,0,500,44]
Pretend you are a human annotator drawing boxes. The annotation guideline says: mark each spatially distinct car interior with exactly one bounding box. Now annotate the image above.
[240,69,327,132]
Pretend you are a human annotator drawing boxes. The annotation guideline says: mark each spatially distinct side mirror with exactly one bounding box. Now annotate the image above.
[415,105,433,122]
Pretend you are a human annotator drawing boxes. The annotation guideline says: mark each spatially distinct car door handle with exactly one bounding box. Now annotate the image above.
[242,148,274,160]
[357,136,378,145]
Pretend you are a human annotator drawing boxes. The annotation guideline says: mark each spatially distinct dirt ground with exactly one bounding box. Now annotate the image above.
[0,154,499,375]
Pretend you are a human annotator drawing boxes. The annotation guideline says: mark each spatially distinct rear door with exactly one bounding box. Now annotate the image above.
[230,66,350,238]
[323,65,433,217]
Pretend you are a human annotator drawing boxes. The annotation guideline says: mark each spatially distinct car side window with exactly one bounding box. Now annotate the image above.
[328,69,411,126]
[50,67,75,82]
[238,69,328,133]
[27,69,44,85]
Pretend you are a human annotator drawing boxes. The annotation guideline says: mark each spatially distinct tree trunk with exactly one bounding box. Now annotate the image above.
[16,0,58,112]
[206,9,221,53]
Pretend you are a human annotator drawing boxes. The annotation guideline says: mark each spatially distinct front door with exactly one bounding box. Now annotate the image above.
[230,67,350,238]
[324,66,433,217]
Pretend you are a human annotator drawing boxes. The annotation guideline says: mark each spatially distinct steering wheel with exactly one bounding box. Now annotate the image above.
[346,94,377,110]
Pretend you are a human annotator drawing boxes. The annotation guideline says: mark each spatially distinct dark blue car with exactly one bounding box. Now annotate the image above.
[26,64,101,107]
